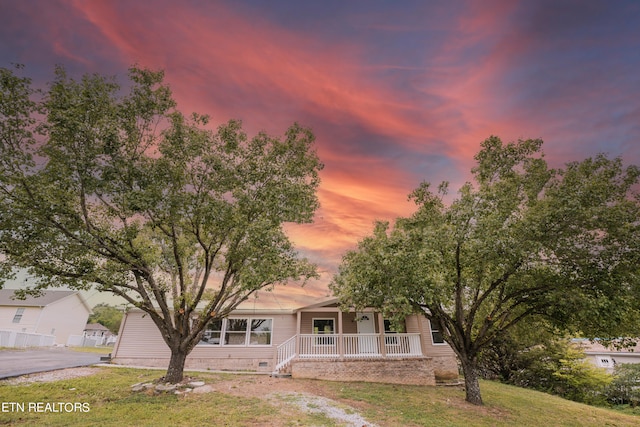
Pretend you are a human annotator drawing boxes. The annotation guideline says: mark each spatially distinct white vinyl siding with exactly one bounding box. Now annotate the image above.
[113,311,297,371]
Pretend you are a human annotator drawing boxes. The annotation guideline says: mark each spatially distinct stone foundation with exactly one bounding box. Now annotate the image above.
[291,357,436,386]
[431,355,460,381]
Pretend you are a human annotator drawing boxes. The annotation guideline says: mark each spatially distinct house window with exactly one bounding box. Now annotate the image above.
[596,356,613,368]
[249,319,272,345]
[384,320,398,346]
[313,318,334,334]
[225,318,249,345]
[201,319,223,345]
[12,308,25,324]
[383,319,406,333]
[199,318,272,346]
[312,318,335,345]
[429,319,445,344]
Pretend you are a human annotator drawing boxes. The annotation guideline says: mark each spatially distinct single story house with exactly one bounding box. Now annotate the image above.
[575,338,640,372]
[0,289,91,346]
[112,294,459,385]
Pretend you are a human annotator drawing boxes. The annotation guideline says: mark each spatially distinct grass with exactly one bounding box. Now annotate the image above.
[67,346,113,355]
[0,367,638,426]
[0,368,324,426]
[328,380,639,426]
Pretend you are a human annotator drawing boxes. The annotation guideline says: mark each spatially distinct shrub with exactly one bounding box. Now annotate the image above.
[480,328,612,405]
[606,364,640,406]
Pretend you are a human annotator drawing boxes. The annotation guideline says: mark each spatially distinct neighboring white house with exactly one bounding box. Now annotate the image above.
[84,323,117,346]
[112,293,459,386]
[0,289,92,346]
[575,338,640,372]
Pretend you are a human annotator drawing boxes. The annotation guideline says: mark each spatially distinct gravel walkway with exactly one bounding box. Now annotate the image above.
[269,391,378,427]
[1,367,101,385]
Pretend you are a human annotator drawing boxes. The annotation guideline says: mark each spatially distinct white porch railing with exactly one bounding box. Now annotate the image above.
[383,333,422,357]
[343,334,380,357]
[275,333,423,370]
[299,334,339,358]
[274,335,297,372]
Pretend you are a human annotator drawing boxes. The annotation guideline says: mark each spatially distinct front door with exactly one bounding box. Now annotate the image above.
[356,312,378,354]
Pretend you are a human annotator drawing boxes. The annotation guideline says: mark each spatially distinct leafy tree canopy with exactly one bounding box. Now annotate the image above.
[0,64,323,382]
[331,137,640,404]
[88,303,124,334]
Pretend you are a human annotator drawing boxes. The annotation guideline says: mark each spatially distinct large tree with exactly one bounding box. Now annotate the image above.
[331,137,640,405]
[0,65,322,382]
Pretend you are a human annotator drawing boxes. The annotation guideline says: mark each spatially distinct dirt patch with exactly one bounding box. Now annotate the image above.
[189,374,334,398]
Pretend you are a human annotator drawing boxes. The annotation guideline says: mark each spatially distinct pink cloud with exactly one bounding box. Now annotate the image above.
[70,1,451,152]
[67,0,450,273]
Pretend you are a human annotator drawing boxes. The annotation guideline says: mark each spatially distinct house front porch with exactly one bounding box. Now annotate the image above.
[274,331,435,385]
[272,303,434,385]
[276,332,423,371]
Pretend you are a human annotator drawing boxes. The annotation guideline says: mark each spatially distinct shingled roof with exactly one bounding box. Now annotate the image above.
[0,289,88,310]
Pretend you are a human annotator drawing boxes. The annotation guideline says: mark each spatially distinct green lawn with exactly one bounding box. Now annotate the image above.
[0,367,637,426]
[67,346,113,355]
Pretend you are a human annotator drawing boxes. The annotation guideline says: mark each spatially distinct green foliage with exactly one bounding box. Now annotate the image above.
[477,316,557,382]
[332,136,640,405]
[606,364,640,406]
[88,303,124,334]
[481,322,612,405]
[549,348,611,405]
[0,64,323,382]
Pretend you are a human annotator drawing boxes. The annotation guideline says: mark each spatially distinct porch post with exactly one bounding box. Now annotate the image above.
[377,313,387,357]
[416,315,428,356]
[295,310,301,355]
[338,309,344,358]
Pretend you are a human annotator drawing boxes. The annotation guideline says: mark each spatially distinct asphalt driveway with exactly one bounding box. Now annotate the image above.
[0,347,102,379]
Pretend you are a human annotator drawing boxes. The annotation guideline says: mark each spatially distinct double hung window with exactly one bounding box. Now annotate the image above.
[384,319,405,345]
[429,319,445,344]
[312,318,335,345]
[12,308,25,324]
[199,318,272,346]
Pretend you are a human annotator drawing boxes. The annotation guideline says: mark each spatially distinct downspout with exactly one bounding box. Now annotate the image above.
[34,305,46,334]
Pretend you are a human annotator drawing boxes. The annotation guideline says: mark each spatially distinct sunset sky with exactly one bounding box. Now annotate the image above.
[2,1,639,305]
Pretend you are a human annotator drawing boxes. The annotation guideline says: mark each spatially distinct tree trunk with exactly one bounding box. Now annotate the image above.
[164,347,188,383]
[461,358,483,405]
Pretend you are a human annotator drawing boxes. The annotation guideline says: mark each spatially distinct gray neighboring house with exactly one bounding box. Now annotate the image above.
[112,294,459,385]
[575,339,640,372]
[0,289,92,346]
